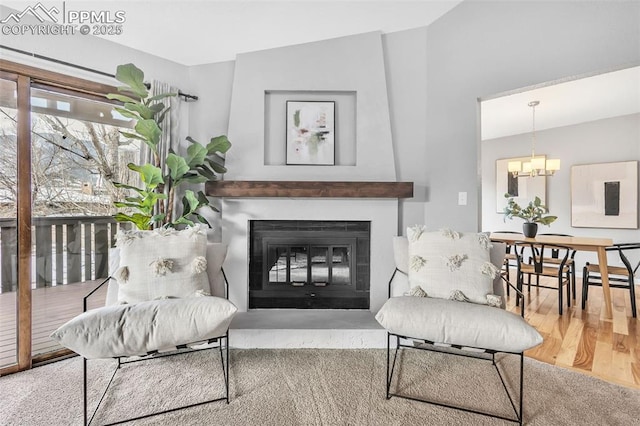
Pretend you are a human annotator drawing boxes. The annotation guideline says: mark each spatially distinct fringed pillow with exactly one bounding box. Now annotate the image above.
[407,227,500,305]
[115,225,210,304]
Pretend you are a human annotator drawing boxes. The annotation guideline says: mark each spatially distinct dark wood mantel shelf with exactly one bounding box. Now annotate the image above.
[205,181,413,198]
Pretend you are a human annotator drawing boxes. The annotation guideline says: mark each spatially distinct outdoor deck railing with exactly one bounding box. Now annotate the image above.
[0,216,127,293]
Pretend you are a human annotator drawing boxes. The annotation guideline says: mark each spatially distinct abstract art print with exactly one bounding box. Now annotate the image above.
[571,161,638,228]
[286,101,335,165]
[495,156,547,213]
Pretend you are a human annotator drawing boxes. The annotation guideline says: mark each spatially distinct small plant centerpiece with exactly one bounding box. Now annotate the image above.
[107,63,230,230]
[503,194,557,237]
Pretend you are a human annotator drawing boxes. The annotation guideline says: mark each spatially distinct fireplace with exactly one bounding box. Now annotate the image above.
[249,220,370,309]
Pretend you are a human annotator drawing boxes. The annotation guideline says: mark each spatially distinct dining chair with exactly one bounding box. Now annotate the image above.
[538,233,577,299]
[582,242,639,318]
[493,231,523,297]
[514,242,572,315]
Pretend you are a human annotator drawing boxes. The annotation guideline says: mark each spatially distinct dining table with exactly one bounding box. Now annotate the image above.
[490,232,615,319]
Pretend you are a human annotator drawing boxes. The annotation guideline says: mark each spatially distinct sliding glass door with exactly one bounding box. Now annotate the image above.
[0,77,19,369]
[0,61,131,373]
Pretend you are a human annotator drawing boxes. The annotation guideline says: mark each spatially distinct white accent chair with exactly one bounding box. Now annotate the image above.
[376,231,542,425]
[51,227,237,426]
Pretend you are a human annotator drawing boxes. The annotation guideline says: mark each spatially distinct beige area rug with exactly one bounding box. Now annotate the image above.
[1,348,638,425]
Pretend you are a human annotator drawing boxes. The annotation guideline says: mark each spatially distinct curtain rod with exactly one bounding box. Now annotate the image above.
[0,44,199,101]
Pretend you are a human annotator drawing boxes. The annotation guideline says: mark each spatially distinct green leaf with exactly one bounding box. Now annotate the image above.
[115,63,148,98]
[196,190,210,207]
[150,213,166,224]
[166,153,190,181]
[112,182,145,195]
[118,131,147,142]
[205,157,227,174]
[124,102,155,120]
[135,119,161,150]
[207,135,231,154]
[183,190,200,213]
[157,106,170,125]
[114,212,152,230]
[180,174,208,184]
[146,92,177,103]
[195,164,217,180]
[106,93,139,104]
[113,201,143,209]
[186,143,208,167]
[113,107,141,120]
[128,163,164,189]
[192,213,212,227]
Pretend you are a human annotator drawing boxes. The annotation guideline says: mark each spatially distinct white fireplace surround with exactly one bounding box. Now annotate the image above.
[220,32,399,347]
[222,198,398,313]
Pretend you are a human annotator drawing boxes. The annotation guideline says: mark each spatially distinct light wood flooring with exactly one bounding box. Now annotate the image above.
[1,276,639,389]
[504,271,639,389]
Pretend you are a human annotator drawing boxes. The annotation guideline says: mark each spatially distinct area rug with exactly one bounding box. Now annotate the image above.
[1,349,638,425]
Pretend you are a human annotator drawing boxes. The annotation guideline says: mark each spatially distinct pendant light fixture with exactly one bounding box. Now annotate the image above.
[508,101,560,177]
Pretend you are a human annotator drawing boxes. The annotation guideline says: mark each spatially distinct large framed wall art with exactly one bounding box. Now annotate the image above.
[571,160,638,229]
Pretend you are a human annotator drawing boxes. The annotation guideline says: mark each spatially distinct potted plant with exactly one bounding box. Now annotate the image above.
[503,194,557,237]
[107,63,230,230]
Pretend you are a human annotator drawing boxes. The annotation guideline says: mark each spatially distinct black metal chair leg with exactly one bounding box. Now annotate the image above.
[558,275,563,315]
[629,276,637,318]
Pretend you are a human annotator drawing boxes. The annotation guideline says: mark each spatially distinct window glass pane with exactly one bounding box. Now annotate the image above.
[29,87,138,358]
[0,77,18,368]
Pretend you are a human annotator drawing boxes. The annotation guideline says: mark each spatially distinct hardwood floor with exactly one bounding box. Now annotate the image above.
[504,271,640,389]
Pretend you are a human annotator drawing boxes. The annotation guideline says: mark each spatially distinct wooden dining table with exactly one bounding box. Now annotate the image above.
[490,232,615,319]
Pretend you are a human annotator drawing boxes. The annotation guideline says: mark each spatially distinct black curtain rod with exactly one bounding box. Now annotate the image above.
[0,44,199,101]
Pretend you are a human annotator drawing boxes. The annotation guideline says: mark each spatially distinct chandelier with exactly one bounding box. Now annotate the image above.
[508,101,560,177]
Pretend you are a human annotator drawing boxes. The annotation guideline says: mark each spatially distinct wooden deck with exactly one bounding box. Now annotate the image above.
[0,280,107,367]
[1,274,638,388]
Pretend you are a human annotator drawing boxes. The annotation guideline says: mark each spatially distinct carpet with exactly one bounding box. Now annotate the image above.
[1,348,638,425]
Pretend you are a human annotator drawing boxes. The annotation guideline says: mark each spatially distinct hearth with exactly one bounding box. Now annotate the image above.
[249,220,370,309]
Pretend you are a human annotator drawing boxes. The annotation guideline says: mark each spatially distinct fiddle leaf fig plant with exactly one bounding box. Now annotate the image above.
[108,63,231,230]
[503,194,557,225]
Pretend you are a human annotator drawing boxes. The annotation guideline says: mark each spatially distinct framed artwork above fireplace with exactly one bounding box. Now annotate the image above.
[286,100,335,165]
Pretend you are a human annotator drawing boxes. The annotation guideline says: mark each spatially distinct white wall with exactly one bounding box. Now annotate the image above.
[425,0,640,232]
[382,27,428,233]
[482,113,640,265]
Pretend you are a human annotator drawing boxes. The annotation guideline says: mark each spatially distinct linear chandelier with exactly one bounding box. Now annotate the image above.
[508,101,560,178]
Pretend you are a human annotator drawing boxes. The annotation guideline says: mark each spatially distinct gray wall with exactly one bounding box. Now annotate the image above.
[482,113,640,265]
[425,0,640,232]
[383,26,428,233]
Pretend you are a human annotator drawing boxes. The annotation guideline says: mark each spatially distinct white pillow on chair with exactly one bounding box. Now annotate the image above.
[114,225,210,304]
[51,296,237,359]
[407,227,498,305]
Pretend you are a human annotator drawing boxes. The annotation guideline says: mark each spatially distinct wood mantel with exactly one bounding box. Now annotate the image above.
[205,181,413,198]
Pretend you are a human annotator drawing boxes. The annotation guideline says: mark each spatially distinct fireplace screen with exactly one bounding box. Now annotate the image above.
[267,245,352,287]
[249,221,370,309]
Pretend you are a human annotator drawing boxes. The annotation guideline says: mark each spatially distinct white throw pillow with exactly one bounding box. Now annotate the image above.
[375,296,542,353]
[115,225,209,304]
[50,296,237,359]
[407,227,498,305]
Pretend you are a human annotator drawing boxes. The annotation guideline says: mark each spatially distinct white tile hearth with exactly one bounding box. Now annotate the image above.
[229,310,386,348]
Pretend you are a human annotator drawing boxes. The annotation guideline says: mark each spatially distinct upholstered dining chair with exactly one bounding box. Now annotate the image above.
[377,229,542,425]
[514,241,572,315]
[51,226,237,426]
[582,242,639,318]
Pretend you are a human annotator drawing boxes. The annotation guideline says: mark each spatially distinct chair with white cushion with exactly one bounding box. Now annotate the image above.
[51,225,237,426]
[376,228,542,425]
